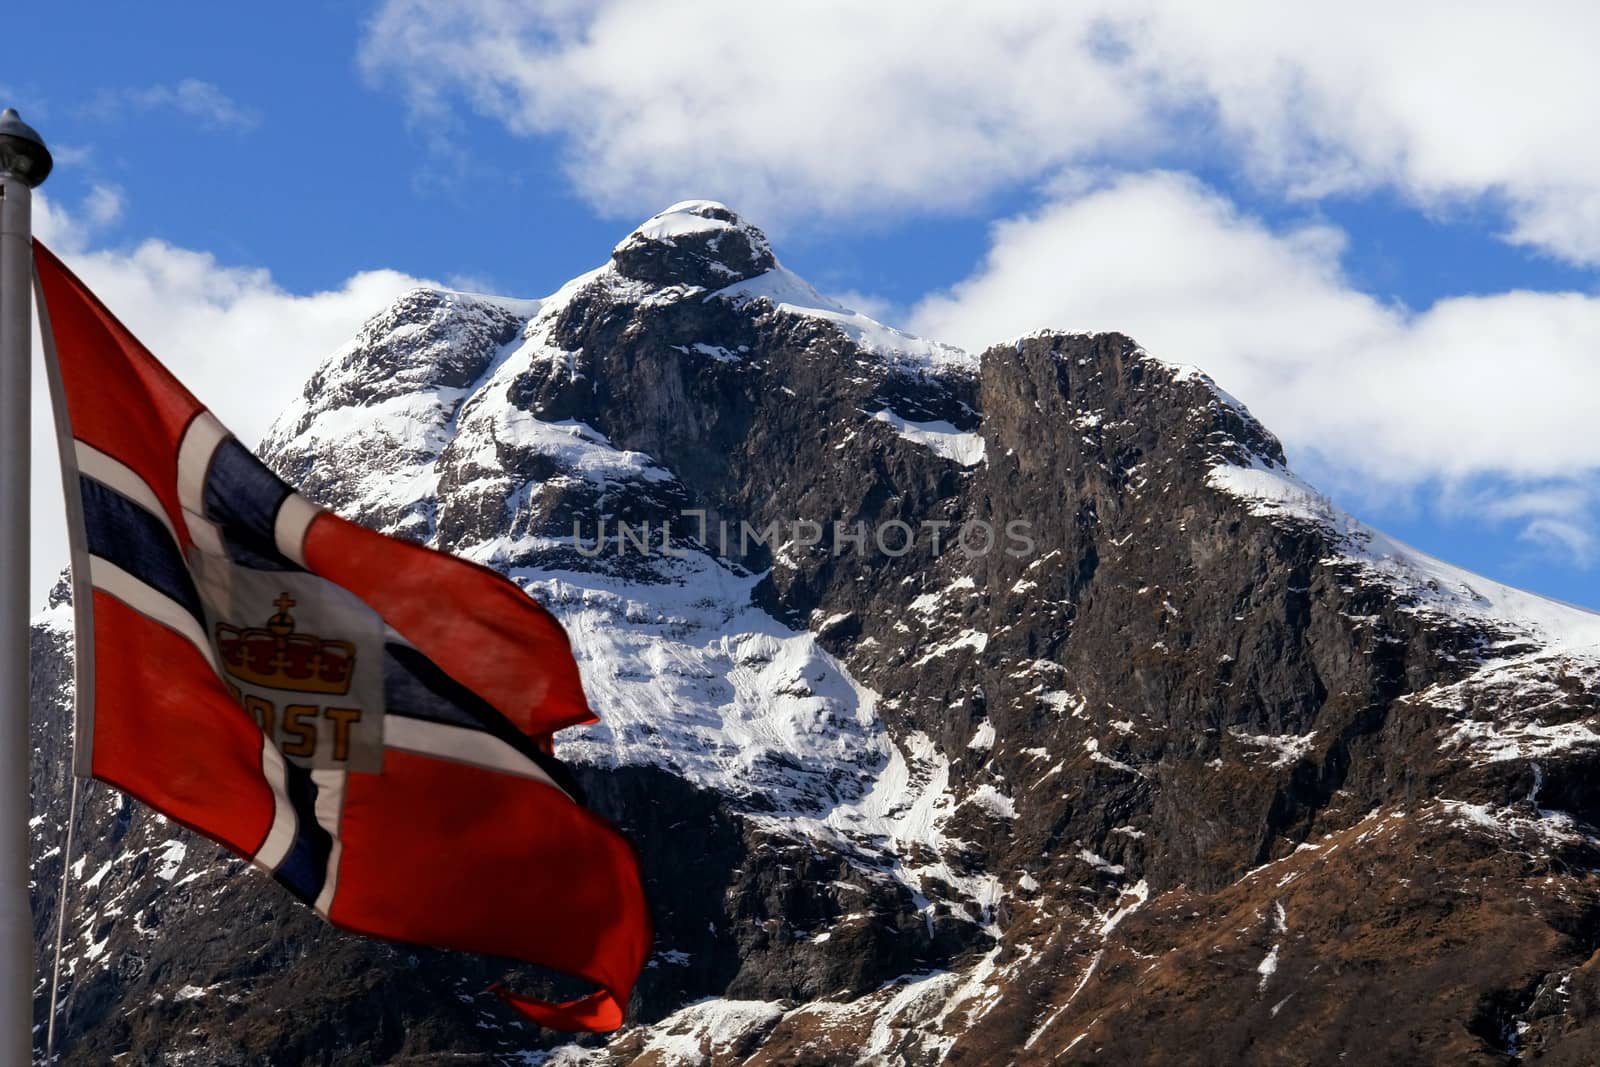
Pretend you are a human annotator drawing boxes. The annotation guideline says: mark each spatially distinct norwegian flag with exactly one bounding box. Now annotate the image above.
[32,241,651,1032]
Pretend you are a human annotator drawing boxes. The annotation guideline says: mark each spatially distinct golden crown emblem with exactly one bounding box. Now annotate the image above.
[215,593,356,696]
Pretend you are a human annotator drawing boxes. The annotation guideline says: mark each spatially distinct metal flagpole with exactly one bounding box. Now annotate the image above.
[0,108,51,1064]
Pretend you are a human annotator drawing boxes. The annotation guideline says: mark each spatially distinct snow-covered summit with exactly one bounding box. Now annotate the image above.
[619,199,769,250]
[610,199,776,289]
[606,200,969,367]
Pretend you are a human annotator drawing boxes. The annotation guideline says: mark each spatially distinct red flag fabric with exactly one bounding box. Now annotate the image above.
[32,240,651,1032]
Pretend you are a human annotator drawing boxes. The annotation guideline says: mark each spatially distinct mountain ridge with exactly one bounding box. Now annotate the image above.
[27,200,1600,1066]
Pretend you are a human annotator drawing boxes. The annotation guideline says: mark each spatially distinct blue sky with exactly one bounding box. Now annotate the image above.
[11,2,1600,613]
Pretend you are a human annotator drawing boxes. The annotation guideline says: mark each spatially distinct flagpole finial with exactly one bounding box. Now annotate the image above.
[0,108,51,188]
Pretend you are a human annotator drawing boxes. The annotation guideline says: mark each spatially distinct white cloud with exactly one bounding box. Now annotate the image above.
[79,185,123,228]
[86,79,259,132]
[1521,518,1597,569]
[1478,487,1595,526]
[1117,2,1600,264]
[32,185,122,251]
[1430,482,1600,570]
[48,145,95,170]
[360,0,1600,262]
[27,190,427,603]
[358,0,1161,225]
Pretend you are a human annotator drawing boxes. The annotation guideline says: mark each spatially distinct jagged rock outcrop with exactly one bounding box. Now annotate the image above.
[29,202,1600,1065]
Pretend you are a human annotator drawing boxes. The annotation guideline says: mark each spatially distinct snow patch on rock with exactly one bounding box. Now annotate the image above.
[871,409,986,467]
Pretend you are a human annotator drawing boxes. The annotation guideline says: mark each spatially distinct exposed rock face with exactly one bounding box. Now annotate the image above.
[28,202,1600,1065]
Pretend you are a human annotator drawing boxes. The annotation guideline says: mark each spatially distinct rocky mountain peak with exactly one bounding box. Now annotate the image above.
[29,203,1600,1065]
[610,199,777,289]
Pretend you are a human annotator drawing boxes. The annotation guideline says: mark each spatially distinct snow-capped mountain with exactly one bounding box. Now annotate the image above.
[28,200,1600,1065]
